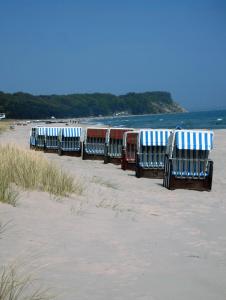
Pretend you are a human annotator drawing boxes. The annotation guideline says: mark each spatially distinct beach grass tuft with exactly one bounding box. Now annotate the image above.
[0,144,82,205]
[0,264,54,300]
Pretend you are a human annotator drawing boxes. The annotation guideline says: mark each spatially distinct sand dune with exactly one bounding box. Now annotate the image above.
[0,125,226,300]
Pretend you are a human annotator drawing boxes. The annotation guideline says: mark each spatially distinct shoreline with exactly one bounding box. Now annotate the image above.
[1,110,188,123]
[2,108,226,131]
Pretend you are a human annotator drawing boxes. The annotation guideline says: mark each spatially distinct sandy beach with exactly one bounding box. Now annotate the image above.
[0,124,226,300]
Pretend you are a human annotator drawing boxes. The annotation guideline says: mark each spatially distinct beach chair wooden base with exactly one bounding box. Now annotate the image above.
[104,156,121,165]
[121,150,136,170]
[82,152,105,160]
[121,150,126,170]
[34,147,45,151]
[121,160,136,171]
[44,148,58,153]
[82,153,104,160]
[163,158,213,191]
[58,149,81,157]
[167,177,212,191]
[135,167,164,179]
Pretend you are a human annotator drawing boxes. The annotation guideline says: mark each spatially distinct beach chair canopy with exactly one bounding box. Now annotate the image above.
[62,127,82,138]
[124,131,139,146]
[109,128,132,140]
[46,127,61,137]
[175,130,213,151]
[37,127,46,136]
[86,128,108,138]
[140,129,171,146]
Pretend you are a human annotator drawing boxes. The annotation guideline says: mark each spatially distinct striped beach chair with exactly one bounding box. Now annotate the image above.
[44,127,62,151]
[163,130,214,191]
[82,127,109,160]
[29,127,46,150]
[58,127,82,156]
[136,129,171,178]
[29,127,37,149]
[121,131,140,171]
[104,128,133,164]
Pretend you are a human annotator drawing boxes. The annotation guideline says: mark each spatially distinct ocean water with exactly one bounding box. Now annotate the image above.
[87,110,226,129]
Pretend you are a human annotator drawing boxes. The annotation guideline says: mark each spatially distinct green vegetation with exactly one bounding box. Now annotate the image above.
[0,91,185,119]
[0,145,82,205]
[0,263,54,300]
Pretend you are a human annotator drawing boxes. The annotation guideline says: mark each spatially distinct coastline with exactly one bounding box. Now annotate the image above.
[3,109,226,131]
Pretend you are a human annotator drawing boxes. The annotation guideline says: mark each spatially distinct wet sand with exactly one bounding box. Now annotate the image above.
[0,125,226,300]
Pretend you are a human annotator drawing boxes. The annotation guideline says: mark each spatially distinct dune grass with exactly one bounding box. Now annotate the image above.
[0,264,54,300]
[0,227,54,300]
[0,144,82,205]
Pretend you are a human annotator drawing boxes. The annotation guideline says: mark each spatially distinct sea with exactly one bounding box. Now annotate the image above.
[86,110,226,130]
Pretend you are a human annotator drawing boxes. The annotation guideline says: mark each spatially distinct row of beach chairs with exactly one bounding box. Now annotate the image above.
[30,126,214,191]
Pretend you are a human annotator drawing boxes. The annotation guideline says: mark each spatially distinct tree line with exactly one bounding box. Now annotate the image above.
[0,91,185,119]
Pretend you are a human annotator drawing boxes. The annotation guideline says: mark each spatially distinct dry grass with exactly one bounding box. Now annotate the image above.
[0,144,82,205]
[0,264,54,300]
[0,122,10,134]
[0,221,53,299]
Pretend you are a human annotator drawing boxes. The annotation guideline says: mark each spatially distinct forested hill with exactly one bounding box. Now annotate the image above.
[0,91,186,119]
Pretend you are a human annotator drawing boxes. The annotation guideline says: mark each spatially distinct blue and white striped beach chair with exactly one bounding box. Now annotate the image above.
[29,127,46,149]
[136,129,171,178]
[58,127,82,155]
[163,129,214,190]
[30,127,37,149]
[45,127,62,151]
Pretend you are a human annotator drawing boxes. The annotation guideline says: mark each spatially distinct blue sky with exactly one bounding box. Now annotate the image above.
[0,0,226,110]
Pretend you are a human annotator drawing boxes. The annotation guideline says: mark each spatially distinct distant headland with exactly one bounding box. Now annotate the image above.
[0,91,186,119]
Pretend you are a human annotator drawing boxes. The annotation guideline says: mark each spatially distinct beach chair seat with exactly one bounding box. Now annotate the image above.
[108,139,122,157]
[172,170,208,177]
[139,161,164,168]
[85,141,105,154]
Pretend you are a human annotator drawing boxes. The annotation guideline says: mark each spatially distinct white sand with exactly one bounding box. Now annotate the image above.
[0,125,226,300]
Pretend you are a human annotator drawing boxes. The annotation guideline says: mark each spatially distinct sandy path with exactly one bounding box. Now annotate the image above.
[0,125,226,300]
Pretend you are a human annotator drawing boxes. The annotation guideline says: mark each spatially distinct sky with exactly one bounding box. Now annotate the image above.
[0,0,226,111]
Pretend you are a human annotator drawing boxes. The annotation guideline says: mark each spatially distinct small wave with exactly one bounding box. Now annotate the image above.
[114,124,126,128]
[84,110,226,129]
[92,122,105,126]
